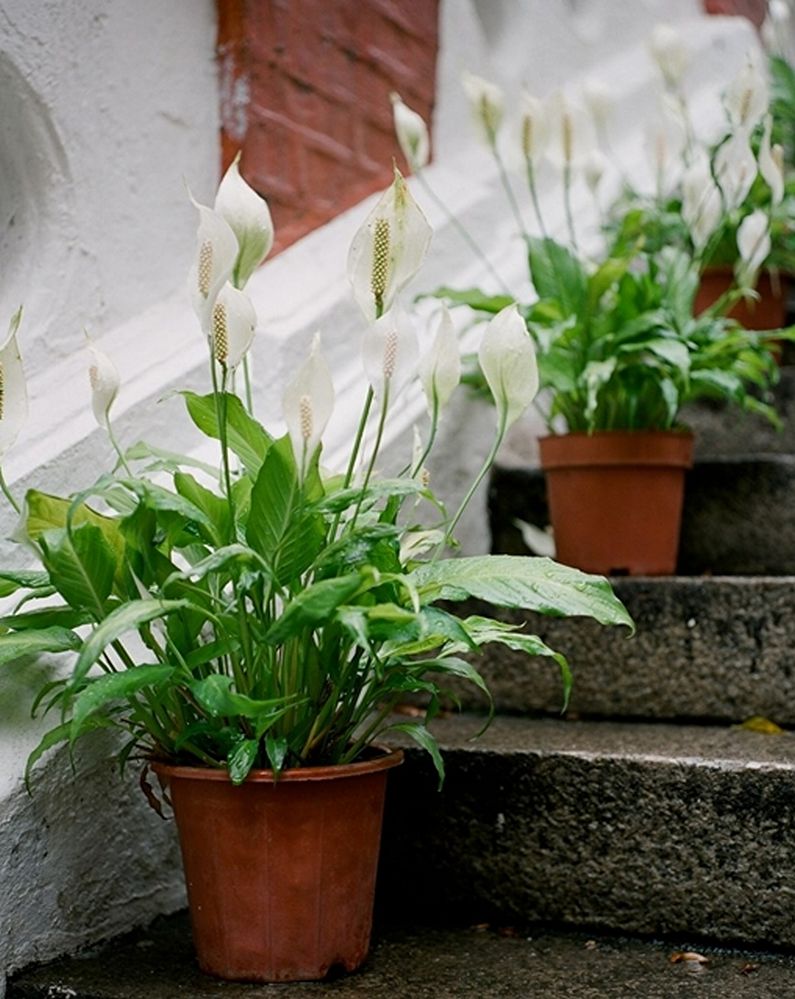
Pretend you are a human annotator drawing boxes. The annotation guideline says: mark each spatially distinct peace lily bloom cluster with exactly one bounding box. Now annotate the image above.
[0,162,631,787]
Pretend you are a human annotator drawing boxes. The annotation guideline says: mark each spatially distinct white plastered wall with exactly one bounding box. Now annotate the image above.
[0,0,760,984]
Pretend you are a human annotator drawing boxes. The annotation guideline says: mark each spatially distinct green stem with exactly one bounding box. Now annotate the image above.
[0,466,20,514]
[416,172,511,295]
[107,421,133,477]
[492,143,530,245]
[563,162,578,252]
[524,158,548,239]
[349,383,390,531]
[242,355,255,416]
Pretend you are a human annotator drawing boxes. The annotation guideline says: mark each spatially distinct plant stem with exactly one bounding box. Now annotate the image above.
[349,384,390,531]
[0,466,20,514]
[242,355,255,416]
[416,171,511,294]
[107,421,133,477]
[524,158,548,239]
[492,143,530,245]
[563,162,579,252]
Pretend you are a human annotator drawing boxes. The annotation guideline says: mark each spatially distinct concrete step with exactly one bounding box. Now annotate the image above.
[490,455,795,575]
[379,714,795,949]
[457,577,795,723]
[10,911,795,998]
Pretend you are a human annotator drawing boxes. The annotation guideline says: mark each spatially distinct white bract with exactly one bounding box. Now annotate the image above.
[649,24,689,89]
[681,155,723,251]
[419,306,461,416]
[362,307,419,400]
[724,54,769,134]
[390,92,430,172]
[736,209,771,286]
[210,283,257,370]
[347,167,432,322]
[461,71,504,146]
[759,115,785,205]
[283,333,335,471]
[214,155,274,290]
[714,131,758,212]
[478,305,539,429]
[644,103,686,197]
[87,343,120,430]
[543,90,596,171]
[583,150,607,197]
[188,199,239,334]
[519,91,547,164]
[581,78,613,132]
[0,310,27,459]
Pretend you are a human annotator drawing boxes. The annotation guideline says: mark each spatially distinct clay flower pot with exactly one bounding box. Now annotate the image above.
[694,266,789,331]
[152,748,403,983]
[539,431,694,576]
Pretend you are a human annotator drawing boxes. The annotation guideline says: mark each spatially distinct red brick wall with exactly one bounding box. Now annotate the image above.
[703,0,768,28]
[217,0,440,254]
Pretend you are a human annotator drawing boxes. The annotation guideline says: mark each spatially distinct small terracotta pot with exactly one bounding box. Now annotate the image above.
[539,431,694,576]
[694,266,789,331]
[152,748,403,983]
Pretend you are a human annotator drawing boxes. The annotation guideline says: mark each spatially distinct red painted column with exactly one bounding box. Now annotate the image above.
[217,0,440,253]
[703,0,769,29]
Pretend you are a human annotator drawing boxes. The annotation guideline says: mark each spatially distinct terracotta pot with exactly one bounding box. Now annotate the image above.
[539,431,694,576]
[152,747,403,983]
[694,266,789,330]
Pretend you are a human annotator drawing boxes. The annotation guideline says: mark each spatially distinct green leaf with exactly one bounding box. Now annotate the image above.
[527,237,587,316]
[266,732,288,772]
[0,627,82,666]
[587,254,632,309]
[228,738,259,785]
[266,573,363,644]
[388,722,445,788]
[183,391,272,475]
[121,479,214,532]
[190,674,295,728]
[23,490,125,564]
[40,524,116,616]
[71,665,175,732]
[0,605,91,631]
[0,570,51,598]
[426,287,514,314]
[174,472,231,545]
[70,598,188,688]
[25,717,111,789]
[410,555,634,630]
[164,544,268,588]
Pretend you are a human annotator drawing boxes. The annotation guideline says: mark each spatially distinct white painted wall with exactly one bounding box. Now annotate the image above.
[0,0,761,985]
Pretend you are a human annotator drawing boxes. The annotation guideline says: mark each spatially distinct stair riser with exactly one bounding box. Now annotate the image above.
[381,746,795,946]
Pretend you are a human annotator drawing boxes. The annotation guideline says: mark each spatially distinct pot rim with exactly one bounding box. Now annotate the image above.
[539,429,694,442]
[150,745,404,785]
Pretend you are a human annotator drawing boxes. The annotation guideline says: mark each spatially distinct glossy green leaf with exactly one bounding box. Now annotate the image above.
[0,570,51,597]
[266,573,363,644]
[40,524,116,616]
[183,391,272,475]
[388,722,445,788]
[0,627,81,666]
[71,665,175,732]
[227,738,259,785]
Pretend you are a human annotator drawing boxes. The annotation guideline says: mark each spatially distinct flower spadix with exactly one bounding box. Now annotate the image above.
[210,283,257,370]
[419,306,461,416]
[283,333,334,470]
[214,154,274,289]
[188,197,239,332]
[714,131,757,212]
[478,305,539,430]
[0,308,28,459]
[461,71,504,147]
[759,115,784,206]
[87,341,120,430]
[736,209,771,288]
[362,307,419,399]
[543,91,596,172]
[649,24,689,89]
[724,54,769,134]
[347,167,432,322]
[519,91,547,164]
[390,92,430,173]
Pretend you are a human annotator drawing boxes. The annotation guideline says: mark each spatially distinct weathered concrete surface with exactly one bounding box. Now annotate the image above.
[490,457,795,575]
[11,912,795,999]
[380,715,795,948]
[455,578,795,723]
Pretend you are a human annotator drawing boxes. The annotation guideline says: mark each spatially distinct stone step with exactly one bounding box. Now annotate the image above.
[457,577,795,723]
[490,455,795,575]
[379,714,795,949]
[11,912,795,998]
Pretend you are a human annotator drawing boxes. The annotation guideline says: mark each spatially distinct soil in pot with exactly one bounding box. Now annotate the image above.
[152,747,403,983]
[539,430,694,576]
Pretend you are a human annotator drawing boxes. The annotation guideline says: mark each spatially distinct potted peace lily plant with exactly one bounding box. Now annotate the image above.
[0,163,631,983]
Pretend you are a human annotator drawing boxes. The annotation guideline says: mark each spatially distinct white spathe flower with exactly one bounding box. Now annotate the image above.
[581,78,613,132]
[724,53,769,134]
[644,101,686,197]
[543,90,597,171]
[419,306,461,416]
[187,197,239,333]
[461,71,504,146]
[478,305,539,430]
[649,24,689,89]
[347,167,432,322]
[583,149,607,196]
[283,333,335,469]
[759,114,785,205]
[87,343,120,431]
[681,154,723,251]
[390,92,430,172]
[210,283,257,370]
[214,154,274,289]
[714,131,758,211]
[736,209,771,287]
[519,91,547,164]
[362,307,419,400]
[0,309,27,459]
